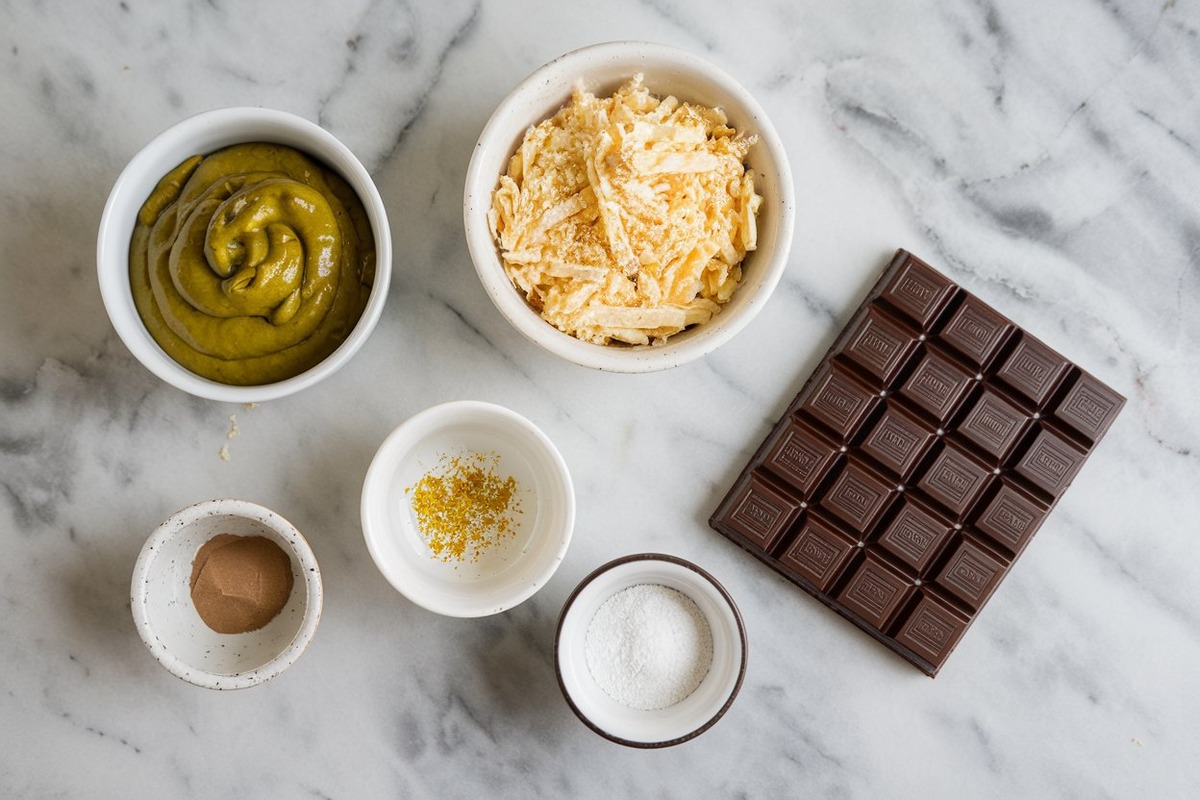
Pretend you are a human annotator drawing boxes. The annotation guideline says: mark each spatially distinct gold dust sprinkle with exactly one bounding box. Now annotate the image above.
[405,451,523,563]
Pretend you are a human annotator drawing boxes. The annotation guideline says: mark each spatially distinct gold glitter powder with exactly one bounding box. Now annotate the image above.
[406,451,522,562]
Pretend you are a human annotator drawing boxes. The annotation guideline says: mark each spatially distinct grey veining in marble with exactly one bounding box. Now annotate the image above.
[2,0,1198,797]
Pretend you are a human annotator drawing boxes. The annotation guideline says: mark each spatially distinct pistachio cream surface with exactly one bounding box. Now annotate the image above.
[129,143,375,385]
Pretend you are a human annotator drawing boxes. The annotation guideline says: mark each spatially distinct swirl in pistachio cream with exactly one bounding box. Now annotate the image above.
[129,143,375,385]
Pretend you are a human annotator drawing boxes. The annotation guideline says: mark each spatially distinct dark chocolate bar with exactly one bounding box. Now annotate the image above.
[709,250,1123,676]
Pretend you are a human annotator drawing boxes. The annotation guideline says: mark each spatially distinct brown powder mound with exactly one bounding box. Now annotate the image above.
[189,534,295,634]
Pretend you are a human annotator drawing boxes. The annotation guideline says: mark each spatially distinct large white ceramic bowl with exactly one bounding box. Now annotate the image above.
[130,499,323,690]
[464,41,795,372]
[361,401,575,617]
[97,107,391,402]
[555,553,748,747]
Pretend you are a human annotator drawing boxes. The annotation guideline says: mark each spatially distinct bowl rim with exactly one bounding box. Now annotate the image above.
[129,498,324,690]
[554,552,748,748]
[463,40,796,373]
[97,106,392,403]
[360,399,576,617]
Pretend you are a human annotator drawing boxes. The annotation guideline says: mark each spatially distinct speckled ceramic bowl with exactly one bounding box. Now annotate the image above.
[464,41,795,372]
[130,499,323,690]
[555,553,748,747]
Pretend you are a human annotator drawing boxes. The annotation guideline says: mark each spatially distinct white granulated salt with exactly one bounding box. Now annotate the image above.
[584,583,714,711]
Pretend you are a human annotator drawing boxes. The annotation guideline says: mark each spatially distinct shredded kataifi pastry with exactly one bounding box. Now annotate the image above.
[488,75,762,346]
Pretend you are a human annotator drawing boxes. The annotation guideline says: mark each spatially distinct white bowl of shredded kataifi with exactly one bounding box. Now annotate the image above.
[464,42,795,372]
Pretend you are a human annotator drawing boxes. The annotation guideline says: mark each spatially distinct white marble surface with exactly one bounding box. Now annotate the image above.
[1,0,1197,796]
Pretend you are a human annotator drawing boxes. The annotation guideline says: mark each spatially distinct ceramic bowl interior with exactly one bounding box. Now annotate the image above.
[361,401,575,617]
[130,499,323,690]
[97,106,391,402]
[464,40,795,372]
[555,553,747,747]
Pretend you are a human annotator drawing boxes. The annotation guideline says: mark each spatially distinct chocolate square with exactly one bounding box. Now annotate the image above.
[916,445,993,517]
[879,252,957,327]
[973,481,1047,555]
[939,296,1014,367]
[1014,428,1086,496]
[934,539,1008,611]
[1053,373,1123,444]
[996,336,1070,405]
[821,462,896,534]
[840,307,920,385]
[778,517,859,592]
[861,405,936,479]
[796,365,880,441]
[761,418,842,496]
[717,474,802,552]
[877,500,954,572]
[956,390,1031,462]
[894,595,970,666]
[900,350,974,423]
[837,557,913,629]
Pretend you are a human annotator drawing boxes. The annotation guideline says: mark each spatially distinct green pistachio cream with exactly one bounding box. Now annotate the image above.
[130,143,375,385]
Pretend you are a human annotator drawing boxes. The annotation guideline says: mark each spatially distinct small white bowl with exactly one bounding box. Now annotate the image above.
[555,553,748,747]
[97,107,391,402]
[361,401,575,617]
[130,499,323,690]
[463,41,795,372]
